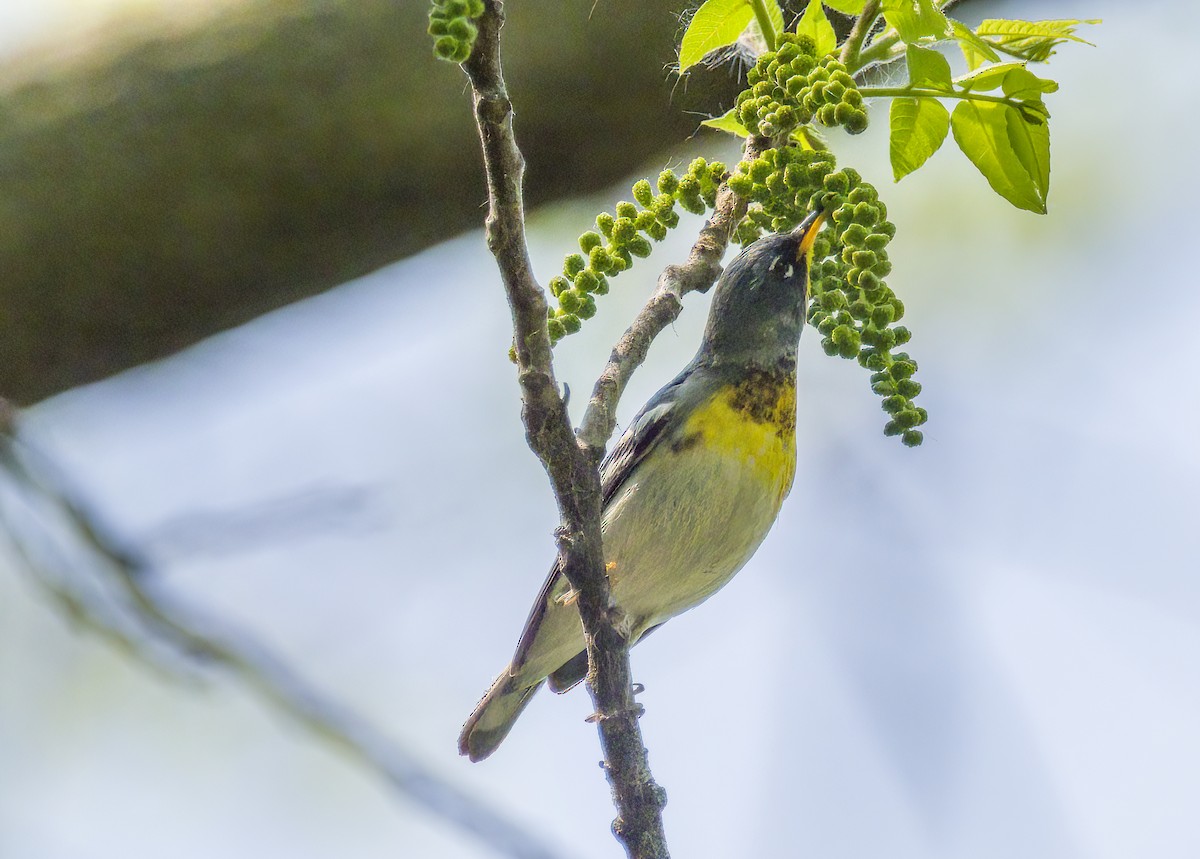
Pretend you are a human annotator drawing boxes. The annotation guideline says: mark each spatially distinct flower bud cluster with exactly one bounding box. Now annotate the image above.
[727,144,925,445]
[735,34,869,139]
[428,0,485,63]
[727,145,837,244]
[547,158,727,343]
[807,171,926,446]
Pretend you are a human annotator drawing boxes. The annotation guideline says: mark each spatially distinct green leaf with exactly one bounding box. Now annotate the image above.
[889,97,950,181]
[954,61,1027,92]
[950,20,1000,70]
[823,0,867,13]
[701,108,751,137]
[796,0,837,58]
[1005,103,1050,201]
[975,18,1099,63]
[953,65,1058,120]
[881,0,950,44]
[1001,67,1059,100]
[766,0,785,40]
[792,124,827,151]
[679,0,755,71]
[951,100,1049,213]
[906,44,952,90]
[1014,100,1050,125]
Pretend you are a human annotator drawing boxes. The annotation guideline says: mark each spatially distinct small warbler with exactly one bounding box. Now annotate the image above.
[460,208,826,761]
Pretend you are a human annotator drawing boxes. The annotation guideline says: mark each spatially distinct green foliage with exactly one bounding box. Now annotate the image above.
[701,109,752,137]
[697,10,1093,218]
[428,0,485,63]
[971,19,1099,66]
[949,21,1000,69]
[678,0,787,70]
[881,0,950,44]
[795,0,837,58]
[860,24,1087,212]
[679,0,758,71]
[952,101,1049,213]
[905,44,952,91]
[889,98,949,181]
[523,2,1097,444]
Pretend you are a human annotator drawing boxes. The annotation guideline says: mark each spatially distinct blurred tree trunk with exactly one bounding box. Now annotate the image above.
[0,0,742,405]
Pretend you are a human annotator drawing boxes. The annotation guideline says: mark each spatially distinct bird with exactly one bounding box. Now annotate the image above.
[459,207,826,761]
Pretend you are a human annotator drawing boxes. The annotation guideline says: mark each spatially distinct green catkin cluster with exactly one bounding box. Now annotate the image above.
[428,0,484,63]
[727,145,837,245]
[735,33,869,138]
[806,170,927,447]
[728,145,925,445]
[546,158,727,343]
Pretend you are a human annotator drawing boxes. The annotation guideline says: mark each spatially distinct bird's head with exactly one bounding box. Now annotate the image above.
[699,208,826,367]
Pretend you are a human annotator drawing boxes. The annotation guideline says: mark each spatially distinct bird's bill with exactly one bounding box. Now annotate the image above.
[794,208,828,260]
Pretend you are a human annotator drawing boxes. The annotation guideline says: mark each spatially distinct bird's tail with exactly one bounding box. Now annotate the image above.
[458,667,544,761]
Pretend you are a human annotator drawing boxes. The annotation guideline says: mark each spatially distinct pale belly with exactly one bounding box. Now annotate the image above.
[601,437,792,630]
[511,422,795,685]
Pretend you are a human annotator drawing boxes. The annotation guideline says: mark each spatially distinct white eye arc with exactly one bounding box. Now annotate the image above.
[767,254,796,280]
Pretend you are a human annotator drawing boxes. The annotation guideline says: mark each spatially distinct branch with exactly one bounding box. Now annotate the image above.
[577,136,769,452]
[0,0,736,406]
[460,4,669,857]
[0,403,564,859]
[840,0,882,70]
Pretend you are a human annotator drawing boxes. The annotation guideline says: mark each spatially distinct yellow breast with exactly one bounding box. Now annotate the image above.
[677,369,797,505]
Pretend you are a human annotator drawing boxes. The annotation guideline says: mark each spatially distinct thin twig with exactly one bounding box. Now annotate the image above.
[747,0,779,52]
[460,4,669,856]
[0,407,566,859]
[859,86,1032,108]
[577,136,769,452]
[852,0,978,75]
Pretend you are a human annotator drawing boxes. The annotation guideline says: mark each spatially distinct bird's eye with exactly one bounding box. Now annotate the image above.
[767,253,796,281]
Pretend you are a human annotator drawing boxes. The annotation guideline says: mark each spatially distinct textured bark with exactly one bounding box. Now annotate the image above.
[463,3,669,855]
[0,0,742,404]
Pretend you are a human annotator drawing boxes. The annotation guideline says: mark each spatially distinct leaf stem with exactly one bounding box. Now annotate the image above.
[859,85,1025,109]
[840,0,882,70]
[748,0,778,52]
[855,32,902,69]
[853,0,968,70]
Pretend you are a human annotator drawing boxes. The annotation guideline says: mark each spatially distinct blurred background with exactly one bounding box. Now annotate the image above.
[1,0,1198,857]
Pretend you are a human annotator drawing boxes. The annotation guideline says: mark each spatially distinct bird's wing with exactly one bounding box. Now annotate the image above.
[510,366,697,673]
[599,367,693,506]
[510,556,568,672]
